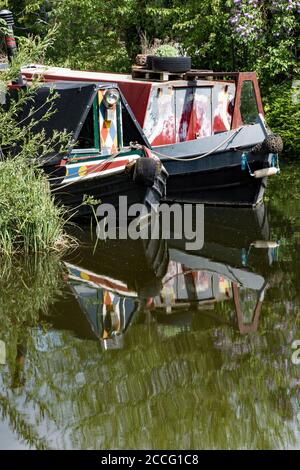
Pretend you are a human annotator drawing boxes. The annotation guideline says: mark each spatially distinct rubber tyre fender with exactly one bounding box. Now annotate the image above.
[263,134,283,154]
[146,55,155,70]
[251,133,283,155]
[132,157,161,187]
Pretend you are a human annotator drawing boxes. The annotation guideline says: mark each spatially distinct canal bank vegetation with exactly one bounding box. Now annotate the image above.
[0,255,63,328]
[0,30,72,255]
[5,0,299,155]
[265,82,300,157]
[0,156,67,255]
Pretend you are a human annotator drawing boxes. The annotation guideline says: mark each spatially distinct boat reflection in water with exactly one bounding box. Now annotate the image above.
[65,232,169,350]
[2,202,296,451]
[64,204,279,349]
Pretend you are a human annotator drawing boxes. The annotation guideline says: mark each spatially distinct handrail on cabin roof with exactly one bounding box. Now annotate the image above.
[184,70,240,78]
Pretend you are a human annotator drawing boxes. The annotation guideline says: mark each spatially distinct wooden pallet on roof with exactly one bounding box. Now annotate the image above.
[131,66,184,82]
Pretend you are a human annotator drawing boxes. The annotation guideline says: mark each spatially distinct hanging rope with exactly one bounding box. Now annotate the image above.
[151,127,243,162]
[50,126,243,193]
[241,151,280,178]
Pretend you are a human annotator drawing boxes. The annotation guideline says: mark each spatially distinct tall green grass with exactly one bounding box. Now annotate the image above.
[0,27,73,256]
[0,156,68,255]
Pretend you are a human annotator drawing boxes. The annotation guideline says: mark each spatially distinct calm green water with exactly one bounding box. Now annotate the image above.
[0,160,299,450]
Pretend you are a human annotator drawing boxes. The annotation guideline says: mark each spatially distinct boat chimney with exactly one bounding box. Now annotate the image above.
[0,10,17,62]
[0,10,24,86]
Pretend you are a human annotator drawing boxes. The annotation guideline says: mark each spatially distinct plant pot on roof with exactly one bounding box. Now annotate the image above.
[147,45,191,73]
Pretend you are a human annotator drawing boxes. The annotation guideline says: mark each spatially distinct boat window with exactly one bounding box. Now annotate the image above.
[121,102,148,147]
[76,101,99,150]
[240,80,259,125]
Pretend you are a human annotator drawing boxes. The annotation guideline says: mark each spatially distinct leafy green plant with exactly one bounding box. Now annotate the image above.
[265,81,300,157]
[155,44,179,57]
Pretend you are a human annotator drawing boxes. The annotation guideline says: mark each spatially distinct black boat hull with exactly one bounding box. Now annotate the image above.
[162,150,270,207]
[51,170,167,218]
[154,122,278,207]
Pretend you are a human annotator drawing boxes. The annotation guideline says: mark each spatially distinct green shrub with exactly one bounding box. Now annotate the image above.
[0,156,68,254]
[265,81,300,157]
[155,45,180,57]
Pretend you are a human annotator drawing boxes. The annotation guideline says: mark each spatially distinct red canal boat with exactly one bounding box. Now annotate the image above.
[22,63,283,207]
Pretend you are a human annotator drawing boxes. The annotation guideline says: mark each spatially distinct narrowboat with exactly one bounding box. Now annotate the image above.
[21,65,283,208]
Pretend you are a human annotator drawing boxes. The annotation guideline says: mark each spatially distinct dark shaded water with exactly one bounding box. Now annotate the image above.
[0,161,299,450]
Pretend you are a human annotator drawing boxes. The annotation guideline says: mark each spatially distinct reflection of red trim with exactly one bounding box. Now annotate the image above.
[8,84,21,89]
[232,283,263,334]
[83,273,130,293]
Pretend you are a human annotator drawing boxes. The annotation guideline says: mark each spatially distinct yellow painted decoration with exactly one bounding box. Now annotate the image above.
[98,90,104,105]
[78,166,88,177]
[80,272,90,281]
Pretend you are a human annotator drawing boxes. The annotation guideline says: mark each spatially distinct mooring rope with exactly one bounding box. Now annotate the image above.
[50,126,243,193]
[151,127,243,162]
